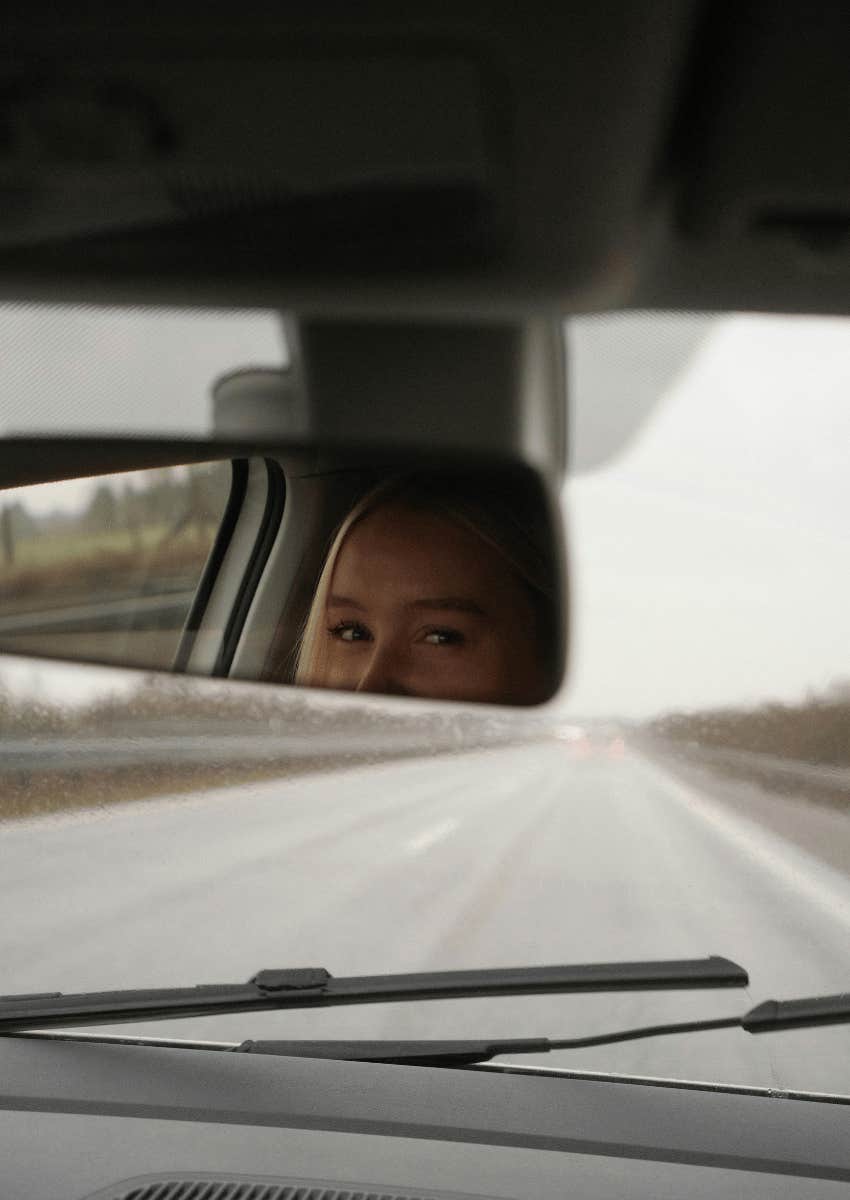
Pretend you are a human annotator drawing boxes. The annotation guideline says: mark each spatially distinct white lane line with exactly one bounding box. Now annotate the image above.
[638,756,850,933]
[405,818,460,856]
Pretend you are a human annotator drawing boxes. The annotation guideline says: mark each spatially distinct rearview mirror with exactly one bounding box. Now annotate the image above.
[0,315,568,706]
[0,451,565,706]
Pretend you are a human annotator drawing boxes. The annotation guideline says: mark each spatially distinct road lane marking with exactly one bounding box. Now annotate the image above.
[405,818,460,855]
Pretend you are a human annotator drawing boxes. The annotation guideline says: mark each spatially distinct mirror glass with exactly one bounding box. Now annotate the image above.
[0,462,233,670]
[0,457,564,706]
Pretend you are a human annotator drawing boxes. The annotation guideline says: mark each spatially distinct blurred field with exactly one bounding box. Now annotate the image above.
[0,523,216,615]
[9,523,168,569]
[1,460,230,617]
[0,755,366,822]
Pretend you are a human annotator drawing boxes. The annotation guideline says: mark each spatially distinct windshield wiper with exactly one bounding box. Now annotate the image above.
[0,955,745,1032]
[232,991,850,1066]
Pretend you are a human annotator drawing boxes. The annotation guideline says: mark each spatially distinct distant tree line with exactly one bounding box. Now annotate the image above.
[80,465,229,540]
[0,462,230,566]
[650,680,850,767]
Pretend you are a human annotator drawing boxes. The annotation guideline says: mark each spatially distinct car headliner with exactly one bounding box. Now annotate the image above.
[2,1,848,318]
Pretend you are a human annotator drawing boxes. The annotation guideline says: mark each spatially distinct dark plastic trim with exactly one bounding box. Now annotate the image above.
[1,1036,849,1184]
[213,458,286,677]
[171,459,250,672]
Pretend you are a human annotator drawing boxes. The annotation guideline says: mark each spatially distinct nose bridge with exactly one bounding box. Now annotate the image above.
[356,634,408,695]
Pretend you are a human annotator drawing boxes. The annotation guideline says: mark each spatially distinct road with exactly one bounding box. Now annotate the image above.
[2,741,849,1095]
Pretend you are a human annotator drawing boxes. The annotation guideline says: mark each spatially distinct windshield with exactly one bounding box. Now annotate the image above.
[1,306,848,1094]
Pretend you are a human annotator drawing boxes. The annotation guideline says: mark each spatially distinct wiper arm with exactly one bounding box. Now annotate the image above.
[742,991,850,1033]
[0,955,745,1032]
[232,991,850,1067]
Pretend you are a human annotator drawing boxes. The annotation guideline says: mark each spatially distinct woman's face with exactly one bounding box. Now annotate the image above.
[312,502,548,704]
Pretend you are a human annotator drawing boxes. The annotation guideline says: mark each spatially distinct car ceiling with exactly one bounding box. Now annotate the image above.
[1,1,848,317]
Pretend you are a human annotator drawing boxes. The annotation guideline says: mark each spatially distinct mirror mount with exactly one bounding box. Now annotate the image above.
[213,315,567,481]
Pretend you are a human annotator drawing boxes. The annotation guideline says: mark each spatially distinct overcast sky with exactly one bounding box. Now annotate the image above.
[1,305,847,718]
[565,315,849,717]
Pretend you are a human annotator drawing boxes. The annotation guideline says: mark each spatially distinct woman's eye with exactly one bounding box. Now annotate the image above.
[328,621,371,643]
[422,628,465,647]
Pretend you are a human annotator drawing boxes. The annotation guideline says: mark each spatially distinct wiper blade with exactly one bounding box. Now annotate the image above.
[232,991,850,1067]
[0,955,746,1033]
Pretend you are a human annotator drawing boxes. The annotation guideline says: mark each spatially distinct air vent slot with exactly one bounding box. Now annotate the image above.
[86,1172,496,1200]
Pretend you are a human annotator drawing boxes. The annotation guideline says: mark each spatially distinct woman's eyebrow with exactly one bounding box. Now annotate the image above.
[328,594,366,611]
[410,597,487,616]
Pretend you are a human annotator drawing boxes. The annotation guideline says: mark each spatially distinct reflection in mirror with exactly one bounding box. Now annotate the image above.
[0,458,564,706]
[286,473,559,706]
[0,462,232,669]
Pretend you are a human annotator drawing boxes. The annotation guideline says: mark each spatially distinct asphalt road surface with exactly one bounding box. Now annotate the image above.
[2,742,849,1095]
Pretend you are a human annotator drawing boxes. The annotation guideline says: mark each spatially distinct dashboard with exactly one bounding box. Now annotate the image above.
[1,1034,848,1199]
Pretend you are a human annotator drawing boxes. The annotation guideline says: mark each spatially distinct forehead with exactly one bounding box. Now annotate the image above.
[332,503,506,593]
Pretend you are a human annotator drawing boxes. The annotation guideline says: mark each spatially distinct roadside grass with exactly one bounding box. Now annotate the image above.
[9,524,169,569]
[0,747,439,823]
[1,524,215,613]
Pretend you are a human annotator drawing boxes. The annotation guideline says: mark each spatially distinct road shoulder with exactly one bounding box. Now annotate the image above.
[640,747,850,883]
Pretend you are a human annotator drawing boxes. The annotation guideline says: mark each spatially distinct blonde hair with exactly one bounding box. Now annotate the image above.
[294,471,558,690]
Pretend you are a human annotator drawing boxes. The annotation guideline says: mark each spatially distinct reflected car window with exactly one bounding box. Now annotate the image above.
[0,462,232,669]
